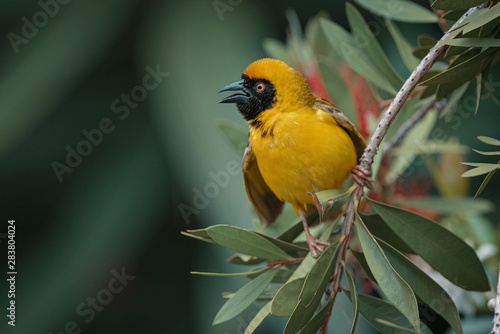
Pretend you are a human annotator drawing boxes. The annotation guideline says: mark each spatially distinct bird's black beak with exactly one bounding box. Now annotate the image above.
[218,79,249,104]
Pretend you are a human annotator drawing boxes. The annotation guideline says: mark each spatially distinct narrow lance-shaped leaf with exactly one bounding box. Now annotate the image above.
[214,267,279,325]
[271,278,305,316]
[314,188,352,220]
[299,299,334,334]
[461,163,500,177]
[284,242,341,334]
[345,3,404,87]
[345,292,433,334]
[244,301,272,334]
[432,0,484,11]
[478,136,500,146]
[271,224,338,317]
[345,267,359,334]
[442,37,500,48]
[461,4,500,35]
[319,18,397,94]
[192,267,268,277]
[356,213,420,331]
[360,213,413,254]
[386,20,420,72]
[472,149,500,156]
[207,225,291,260]
[474,168,498,200]
[377,238,463,334]
[354,0,439,23]
[421,48,499,87]
[368,198,490,291]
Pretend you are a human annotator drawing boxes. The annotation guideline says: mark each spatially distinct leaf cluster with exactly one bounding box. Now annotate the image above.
[185,190,489,333]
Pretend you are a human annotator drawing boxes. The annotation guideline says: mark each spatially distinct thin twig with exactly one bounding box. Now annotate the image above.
[319,2,493,333]
[384,98,446,152]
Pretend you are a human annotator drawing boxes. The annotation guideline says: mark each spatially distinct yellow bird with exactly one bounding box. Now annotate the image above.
[219,58,366,258]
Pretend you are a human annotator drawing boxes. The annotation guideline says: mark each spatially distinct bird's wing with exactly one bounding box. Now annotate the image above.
[242,140,284,225]
[314,98,366,161]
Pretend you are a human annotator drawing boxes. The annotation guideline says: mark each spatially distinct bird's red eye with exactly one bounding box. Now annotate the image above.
[256,83,265,92]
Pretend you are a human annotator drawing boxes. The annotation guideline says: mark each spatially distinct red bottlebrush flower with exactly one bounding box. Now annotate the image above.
[340,65,381,138]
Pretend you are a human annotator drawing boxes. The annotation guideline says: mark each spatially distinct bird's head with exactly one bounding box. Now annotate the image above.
[218,58,316,121]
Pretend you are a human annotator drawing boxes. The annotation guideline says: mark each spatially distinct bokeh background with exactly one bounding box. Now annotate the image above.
[0,0,498,333]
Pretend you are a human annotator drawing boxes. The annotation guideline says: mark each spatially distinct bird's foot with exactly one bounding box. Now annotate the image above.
[306,234,330,259]
[352,165,373,190]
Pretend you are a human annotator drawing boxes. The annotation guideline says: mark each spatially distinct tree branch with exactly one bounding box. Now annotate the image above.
[319,2,493,333]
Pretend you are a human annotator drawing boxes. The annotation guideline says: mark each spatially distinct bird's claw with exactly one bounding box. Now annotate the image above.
[352,165,373,190]
[306,235,330,259]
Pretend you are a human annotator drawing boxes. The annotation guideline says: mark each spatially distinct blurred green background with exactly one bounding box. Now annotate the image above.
[0,0,499,333]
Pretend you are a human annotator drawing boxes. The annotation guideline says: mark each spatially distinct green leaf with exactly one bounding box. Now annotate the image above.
[461,163,500,177]
[227,253,265,266]
[299,299,333,334]
[314,188,353,220]
[478,136,500,146]
[192,267,267,277]
[443,37,500,47]
[378,238,463,334]
[345,3,404,87]
[276,211,319,243]
[461,4,500,35]
[354,0,439,23]
[181,229,215,243]
[214,119,248,155]
[420,48,499,87]
[345,293,433,334]
[361,213,413,254]
[431,0,484,10]
[271,223,339,317]
[271,278,305,316]
[356,213,420,331]
[472,149,500,155]
[385,108,437,184]
[440,82,469,117]
[396,196,494,214]
[368,198,490,291]
[207,225,291,260]
[386,20,422,72]
[351,249,376,282]
[213,267,279,324]
[418,34,438,47]
[300,244,338,306]
[374,319,423,334]
[262,38,290,64]
[319,18,397,95]
[345,268,359,334]
[244,301,272,334]
[258,233,309,252]
[283,243,341,334]
[474,168,497,200]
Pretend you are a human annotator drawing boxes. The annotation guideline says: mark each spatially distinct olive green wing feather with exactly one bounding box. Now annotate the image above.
[314,98,366,161]
[242,140,284,225]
